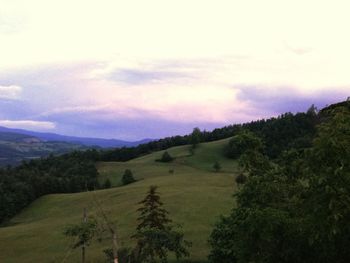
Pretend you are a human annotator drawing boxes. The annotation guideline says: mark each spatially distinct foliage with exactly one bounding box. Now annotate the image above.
[157,151,174,163]
[209,104,350,263]
[190,128,202,150]
[0,152,99,223]
[64,217,98,249]
[121,169,136,185]
[132,186,191,263]
[235,173,247,185]
[226,131,263,159]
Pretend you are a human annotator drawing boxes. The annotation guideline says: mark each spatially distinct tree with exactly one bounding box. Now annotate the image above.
[132,186,191,263]
[301,105,350,262]
[209,104,350,263]
[213,161,221,172]
[226,131,263,159]
[190,127,201,150]
[122,169,136,185]
[157,151,174,163]
[64,210,98,263]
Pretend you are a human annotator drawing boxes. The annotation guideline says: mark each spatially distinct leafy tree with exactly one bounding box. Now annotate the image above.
[157,151,174,163]
[301,105,350,262]
[209,104,350,263]
[213,161,221,172]
[190,127,201,150]
[226,131,263,159]
[64,215,98,263]
[122,169,136,185]
[132,186,191,263]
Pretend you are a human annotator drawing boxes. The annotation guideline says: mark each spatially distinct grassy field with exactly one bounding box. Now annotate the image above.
[0,138,238,263]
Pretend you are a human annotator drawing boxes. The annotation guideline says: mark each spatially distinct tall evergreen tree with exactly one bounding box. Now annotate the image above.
[132,186,190,263]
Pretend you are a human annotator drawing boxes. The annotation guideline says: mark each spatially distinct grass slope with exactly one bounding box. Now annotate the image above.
[0,138,238,263]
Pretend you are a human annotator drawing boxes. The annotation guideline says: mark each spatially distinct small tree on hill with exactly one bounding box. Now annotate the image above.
[158,151,174,163]
[64,210,98,263]
[213,161,221,172]
[122,169,136,185]
[190,127,201,152]
[132,186,191,263]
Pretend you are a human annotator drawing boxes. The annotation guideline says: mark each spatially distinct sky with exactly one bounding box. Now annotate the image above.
[0,0,349,140]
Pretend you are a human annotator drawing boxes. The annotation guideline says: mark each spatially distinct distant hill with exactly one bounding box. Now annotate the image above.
[0,127,153,166]
[0,126,153,148]
[0,131,89,166]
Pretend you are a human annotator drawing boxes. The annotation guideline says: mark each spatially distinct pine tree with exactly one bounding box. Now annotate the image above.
[136,186,171,231]
[132,186,191,263]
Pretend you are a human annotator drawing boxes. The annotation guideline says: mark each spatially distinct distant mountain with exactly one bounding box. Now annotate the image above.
[0,131,88,166]
[0,126,153,166]
[0,126,153,148]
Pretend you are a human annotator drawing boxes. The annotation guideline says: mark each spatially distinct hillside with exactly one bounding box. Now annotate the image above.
[0,138,237,263]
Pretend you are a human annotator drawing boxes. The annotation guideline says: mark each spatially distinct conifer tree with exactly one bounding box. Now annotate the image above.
[132,186,191,263]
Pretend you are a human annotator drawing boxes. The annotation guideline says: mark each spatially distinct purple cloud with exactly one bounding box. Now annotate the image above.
[235,85,349,115]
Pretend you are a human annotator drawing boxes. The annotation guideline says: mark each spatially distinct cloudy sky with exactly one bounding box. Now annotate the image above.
[0,0,349,140]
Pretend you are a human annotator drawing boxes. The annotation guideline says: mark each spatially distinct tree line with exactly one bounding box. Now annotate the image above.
[0,151,100,223]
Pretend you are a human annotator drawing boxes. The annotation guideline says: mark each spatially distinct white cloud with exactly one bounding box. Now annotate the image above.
[0,120,56,130]
[0,85,22,100]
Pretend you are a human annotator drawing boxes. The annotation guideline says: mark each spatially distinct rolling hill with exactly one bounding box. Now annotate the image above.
[0,138,237,263]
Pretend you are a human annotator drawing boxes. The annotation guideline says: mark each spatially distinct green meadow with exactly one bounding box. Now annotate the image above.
[0,138,238,263]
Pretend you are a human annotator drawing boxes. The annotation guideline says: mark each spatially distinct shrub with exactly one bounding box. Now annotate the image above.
[121,169,136,185]
[157,151,174,162]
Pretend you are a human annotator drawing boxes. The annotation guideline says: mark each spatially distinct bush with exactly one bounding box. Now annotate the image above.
[121,169,136,185]
[156,151,174,162]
